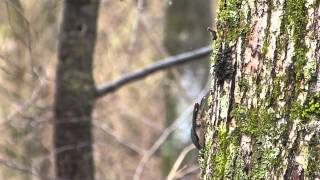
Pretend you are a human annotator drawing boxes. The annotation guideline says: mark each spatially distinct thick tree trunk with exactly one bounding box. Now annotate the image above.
[54,1,100,179]
[202,0,319,178]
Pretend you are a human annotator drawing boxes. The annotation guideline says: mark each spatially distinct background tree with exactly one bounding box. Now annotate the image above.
[201,0,319,178]
[54,0,100,179]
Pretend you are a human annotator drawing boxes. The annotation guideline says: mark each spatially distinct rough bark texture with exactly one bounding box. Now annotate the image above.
[54,0,100,179]
[202,0,320,178]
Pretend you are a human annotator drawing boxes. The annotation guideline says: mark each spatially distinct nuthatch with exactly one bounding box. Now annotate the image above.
[191,96,209,150]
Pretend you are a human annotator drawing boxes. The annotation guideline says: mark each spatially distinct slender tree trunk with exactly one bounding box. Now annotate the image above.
[201,0,319,178]
[54,1,100,179]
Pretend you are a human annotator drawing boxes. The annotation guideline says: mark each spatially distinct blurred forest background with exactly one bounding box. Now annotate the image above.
[0,0,214,179]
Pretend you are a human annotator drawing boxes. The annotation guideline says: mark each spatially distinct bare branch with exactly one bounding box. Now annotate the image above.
[93,122,146,155]
[172,165,199,179]
[167,144,195,180]
[114,104,163,132]
[96,46,212,98]
[0,69,47,127]
[132,89,208,180]
[123,0,145,72]
[0,158,40,177]
[4,0,33,51]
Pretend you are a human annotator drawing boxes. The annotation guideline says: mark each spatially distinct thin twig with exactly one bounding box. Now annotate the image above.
[140,15,169,57]
[96,46,212,97]
[124,0,145,73]
[93,122,146,155]
[132,89,208,180]
[0,158,40,177]
[0,69,47,127]
[173,165,199,179]
[4,0,33,52]
[167,144,195,180]
[114,104,163,131]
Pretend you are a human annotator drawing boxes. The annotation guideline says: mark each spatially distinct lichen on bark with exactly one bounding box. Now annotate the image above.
[202,0,320,178]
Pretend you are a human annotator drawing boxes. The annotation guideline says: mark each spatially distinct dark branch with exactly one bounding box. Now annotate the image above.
[96,45,212,98]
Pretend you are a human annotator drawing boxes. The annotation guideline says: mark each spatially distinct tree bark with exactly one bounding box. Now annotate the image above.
[54,1,100,179]
[201,0,319,179]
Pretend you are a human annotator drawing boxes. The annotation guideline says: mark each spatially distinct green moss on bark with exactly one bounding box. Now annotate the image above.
[307,132,320,178]
[288,0,308,81]
[205,0,318,178]
[216,0,250,44]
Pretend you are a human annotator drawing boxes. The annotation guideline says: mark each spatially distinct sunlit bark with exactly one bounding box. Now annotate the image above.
[202,0,319,178]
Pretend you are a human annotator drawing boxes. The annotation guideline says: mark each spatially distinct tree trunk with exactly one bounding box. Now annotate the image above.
[201,0,319,178]
[54,1,100,179]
